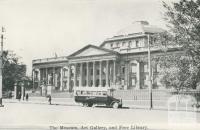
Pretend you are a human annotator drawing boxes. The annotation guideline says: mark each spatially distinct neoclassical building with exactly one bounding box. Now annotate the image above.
[32,21,179,95]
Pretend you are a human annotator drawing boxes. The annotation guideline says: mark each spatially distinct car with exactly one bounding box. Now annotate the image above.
[74,87,122,108]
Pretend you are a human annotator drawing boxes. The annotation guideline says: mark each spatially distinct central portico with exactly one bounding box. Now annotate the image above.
[67,44,119,90]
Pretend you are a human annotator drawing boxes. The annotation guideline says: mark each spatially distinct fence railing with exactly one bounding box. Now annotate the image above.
[113,89,200,101]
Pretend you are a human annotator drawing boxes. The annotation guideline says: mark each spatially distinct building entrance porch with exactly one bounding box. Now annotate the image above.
[68,60,117,90]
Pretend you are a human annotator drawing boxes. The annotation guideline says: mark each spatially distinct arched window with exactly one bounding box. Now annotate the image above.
[122,42,126,47]
[136,40,139,47]
[110,43,113,48]
[116,42,119,47]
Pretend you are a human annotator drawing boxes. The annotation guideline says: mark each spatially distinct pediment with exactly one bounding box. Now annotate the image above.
[68,44,118,58]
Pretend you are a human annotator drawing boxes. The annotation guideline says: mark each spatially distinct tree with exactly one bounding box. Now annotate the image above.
[2,50,27,91]
[152,0,200,91]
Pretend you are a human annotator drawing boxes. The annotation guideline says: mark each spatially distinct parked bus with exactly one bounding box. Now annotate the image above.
[74,87,122,108]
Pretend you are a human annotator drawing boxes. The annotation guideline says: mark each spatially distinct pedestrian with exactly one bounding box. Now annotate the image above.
[26,93,29,101]
[9,91,12,99]
[18,92,21,101]
[48,95,51,105]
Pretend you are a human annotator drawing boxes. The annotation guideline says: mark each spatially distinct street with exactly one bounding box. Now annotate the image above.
[0,102,200,130]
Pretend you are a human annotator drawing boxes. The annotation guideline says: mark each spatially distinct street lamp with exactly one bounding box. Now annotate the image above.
[147,34,153,110]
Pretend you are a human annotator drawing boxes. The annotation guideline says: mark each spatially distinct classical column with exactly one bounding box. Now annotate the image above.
[124,62,129,90]
[99,61,102,87]
[74,63,77,87]
[106,60,109,87]
[92,61,95,87]
[67,65,71,91]
[32,69,35,90]
[136,61,141,89]
[80,63,83,87]
[60,67,63,91]
[86,62,89,87]
[113,60,116,86]
[54,68,57,88]
[39,68,42,85]
[38,69,41,87]
[46,68,48,85]
[53,67,55,86]
[21,83,24,100]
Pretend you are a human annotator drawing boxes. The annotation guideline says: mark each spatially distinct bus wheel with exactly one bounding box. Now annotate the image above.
[118,104,122,108]
[112,102,119,109]
[88,103,93,107]
[83,103,88,107]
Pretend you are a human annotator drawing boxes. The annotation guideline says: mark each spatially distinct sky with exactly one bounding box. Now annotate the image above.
[0,0,177,76]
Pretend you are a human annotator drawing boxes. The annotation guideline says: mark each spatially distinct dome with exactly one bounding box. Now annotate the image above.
[115,21,164,36]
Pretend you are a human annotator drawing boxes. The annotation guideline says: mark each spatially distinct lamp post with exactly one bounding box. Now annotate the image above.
[0,27,4,107]
[147,34,153,110]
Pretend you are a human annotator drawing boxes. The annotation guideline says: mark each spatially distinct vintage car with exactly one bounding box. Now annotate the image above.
[74,87,122,108]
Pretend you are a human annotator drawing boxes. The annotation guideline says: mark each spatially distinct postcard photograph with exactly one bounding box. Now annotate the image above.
[0,0,200,130]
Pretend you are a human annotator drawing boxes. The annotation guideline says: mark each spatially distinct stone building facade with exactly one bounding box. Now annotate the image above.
[32,21,179,95]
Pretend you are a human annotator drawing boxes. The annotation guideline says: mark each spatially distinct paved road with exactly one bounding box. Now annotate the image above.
[0,103,199,130]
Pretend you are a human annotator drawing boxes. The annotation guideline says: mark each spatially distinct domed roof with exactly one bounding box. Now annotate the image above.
[115,21,164,36]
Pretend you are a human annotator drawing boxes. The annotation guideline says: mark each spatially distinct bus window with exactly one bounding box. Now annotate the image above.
[76,90,81,96]
[87,91,91,95]
[91,91,96,95]
[102,91,107,96]
[97,91,101,95]
[81,91,87,95]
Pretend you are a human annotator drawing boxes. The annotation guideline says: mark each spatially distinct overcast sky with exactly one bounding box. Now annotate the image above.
[0,0,177,75]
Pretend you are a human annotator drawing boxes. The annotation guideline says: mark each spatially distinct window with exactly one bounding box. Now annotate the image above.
[122,42,126,47]
[35,71,38,80]
[144,64,148,72]
[90,69,93,75]
[122,66,125,74]
[136,40,139,47]
[131,64,137,73]
[110,43,113,48]
[96,69,100,75]
[116,42,119,47]
[140,39,145,47]
[84,69,87,76]
[64,69,68,77]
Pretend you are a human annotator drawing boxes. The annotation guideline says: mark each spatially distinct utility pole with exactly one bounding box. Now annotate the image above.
[126,42,130,90]
[148,34,153,110]
[0,27,5,107]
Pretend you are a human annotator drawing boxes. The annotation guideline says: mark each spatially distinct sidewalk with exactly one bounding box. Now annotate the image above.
[3,97,199,111]
[3,97,81,106]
